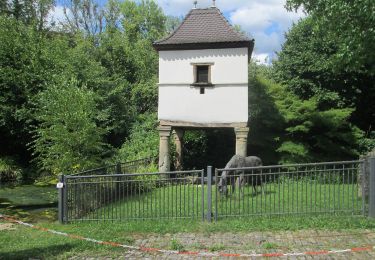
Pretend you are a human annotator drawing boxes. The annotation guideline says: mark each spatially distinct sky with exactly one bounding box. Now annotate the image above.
[51,0,305,64]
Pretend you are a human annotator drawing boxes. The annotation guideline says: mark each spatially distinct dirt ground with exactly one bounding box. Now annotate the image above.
[80,229,375,259]
[2,220,374,259]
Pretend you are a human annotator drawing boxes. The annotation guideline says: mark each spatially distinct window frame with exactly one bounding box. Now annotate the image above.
[191,62,214,87]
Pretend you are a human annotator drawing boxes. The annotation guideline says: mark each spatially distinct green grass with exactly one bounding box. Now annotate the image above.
[170,238,185,251]
[0,220,129,259]
[0,184,57,222]
[262,242,279,250]
[75,181,363,221]
[209,244,226,252]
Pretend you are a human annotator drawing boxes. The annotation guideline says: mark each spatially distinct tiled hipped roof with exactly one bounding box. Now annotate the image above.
[153,7,254,52]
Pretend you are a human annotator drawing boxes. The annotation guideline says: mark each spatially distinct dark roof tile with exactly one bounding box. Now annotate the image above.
[153,7,254,50]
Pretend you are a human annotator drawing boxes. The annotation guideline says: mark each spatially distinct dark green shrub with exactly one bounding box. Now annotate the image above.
[0,157,23,182]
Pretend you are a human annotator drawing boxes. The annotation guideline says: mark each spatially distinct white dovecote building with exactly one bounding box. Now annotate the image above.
[153,3,254,172]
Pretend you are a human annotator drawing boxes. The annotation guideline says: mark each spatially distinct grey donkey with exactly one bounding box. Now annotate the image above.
[217,154,263,196]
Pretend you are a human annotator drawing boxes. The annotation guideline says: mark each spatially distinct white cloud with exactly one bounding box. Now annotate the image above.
[47,5,70,26]
[156,0,305,62]
[253,53,271,65]
[230,1,304,60]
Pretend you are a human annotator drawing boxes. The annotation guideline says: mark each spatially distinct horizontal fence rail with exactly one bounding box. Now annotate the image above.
[58,159,371,223]
[214,160,366,219]
[62,170,205,222]
[69,157,158,176]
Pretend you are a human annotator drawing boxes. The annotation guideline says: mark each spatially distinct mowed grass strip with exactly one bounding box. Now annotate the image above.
[0,221,128,260]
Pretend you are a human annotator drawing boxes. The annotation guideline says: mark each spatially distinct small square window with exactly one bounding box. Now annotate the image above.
[196,65,209,83]
[200,87,205,94]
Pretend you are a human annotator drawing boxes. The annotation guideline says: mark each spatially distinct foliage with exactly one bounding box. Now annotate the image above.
[273,17,374,132]
[130,77,158,114]
[165,15,182,34]
[120,0,166,42]
[1,0,54,30]
[0,16,69,163]
[62,0,105,36]
[0,157,23,182]
[285,0,375,75]
[32,78,108,175]
[0,0,165,178]
[359,131,375,153]
[117,113,159,162]
[249,66,363,163]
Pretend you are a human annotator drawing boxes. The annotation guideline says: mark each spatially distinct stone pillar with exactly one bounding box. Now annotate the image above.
[158,125,172,174]
[173,128,184,171]
[235,127,249,157]
[359,148,375,200]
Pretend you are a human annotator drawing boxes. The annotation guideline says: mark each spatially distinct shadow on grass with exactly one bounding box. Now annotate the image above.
[221,190,276,199]
[0,244,75,260]
[11,202,58,210]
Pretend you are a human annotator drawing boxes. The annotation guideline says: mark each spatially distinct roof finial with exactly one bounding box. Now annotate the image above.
[193,1,197,9]
[212,0,216,7]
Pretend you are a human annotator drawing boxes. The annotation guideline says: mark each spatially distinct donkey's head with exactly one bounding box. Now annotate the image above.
[217,171,228,195]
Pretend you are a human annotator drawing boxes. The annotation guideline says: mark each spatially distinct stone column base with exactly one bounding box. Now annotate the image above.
[158,125,172,174]
[173,128,184,171]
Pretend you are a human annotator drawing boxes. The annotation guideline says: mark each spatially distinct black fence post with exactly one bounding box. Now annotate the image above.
[116,163,122,203]
[201,169,205,221]
[116,163,122,174]
[369,156,375,218]
[214,168,218,221]
[207,166,212,222]
[58,175,65,224]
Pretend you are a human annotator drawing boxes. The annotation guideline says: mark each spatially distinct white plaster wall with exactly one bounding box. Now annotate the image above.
[158,48,249,124]
[159,48,248,84]
[158,85,248,123]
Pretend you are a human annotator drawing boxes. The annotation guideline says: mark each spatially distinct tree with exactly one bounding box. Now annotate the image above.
[5,0,54,30]
[32,78,108,175]
[120,0,166,42]
[0,0,9,15]
[285,0,375,75]
[62,0,104,36]
[0,16,70,163]
[273,17,374,134]
[249,64,363,163]
[165,15,182,34]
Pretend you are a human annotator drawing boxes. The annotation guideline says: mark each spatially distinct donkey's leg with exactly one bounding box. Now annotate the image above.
[260,174,265,196]
[235,173,244,199]
[231,175,236,196]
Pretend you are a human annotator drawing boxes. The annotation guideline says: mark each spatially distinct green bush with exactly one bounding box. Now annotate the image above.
[117,113,159,162]
[31,78,108,176]
[0,157,23,182]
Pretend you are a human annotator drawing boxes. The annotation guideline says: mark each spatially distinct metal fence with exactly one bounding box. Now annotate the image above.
[58,159,374,223]
[69,157,158,176]
[59,170,205,222]
[213,160,366,220]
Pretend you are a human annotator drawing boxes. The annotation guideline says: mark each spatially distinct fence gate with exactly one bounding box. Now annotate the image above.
[58,159,375,223]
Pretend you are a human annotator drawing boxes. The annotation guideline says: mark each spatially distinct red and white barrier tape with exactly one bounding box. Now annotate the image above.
[0,214,374,258]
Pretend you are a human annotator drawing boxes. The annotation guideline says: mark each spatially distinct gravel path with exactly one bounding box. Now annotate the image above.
[112,230,375,259]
